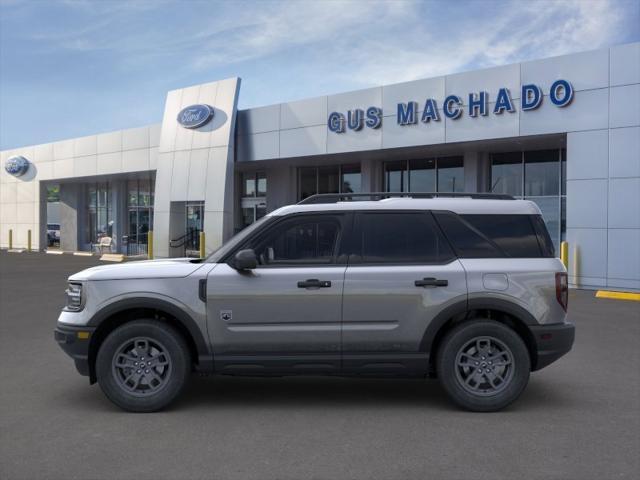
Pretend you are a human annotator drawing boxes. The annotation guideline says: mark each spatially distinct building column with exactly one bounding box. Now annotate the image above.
[59,183,79,252]
[361,158,382,192]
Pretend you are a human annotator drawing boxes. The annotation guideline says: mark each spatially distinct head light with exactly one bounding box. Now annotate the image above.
[65,283,83,311]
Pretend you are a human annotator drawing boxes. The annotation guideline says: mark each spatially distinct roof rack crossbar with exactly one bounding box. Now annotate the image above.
[297,192,515,204]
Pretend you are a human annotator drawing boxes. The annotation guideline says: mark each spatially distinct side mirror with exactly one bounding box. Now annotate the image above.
[233,249,257,270]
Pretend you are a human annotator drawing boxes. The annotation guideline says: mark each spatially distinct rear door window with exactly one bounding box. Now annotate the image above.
[352,212,455,264]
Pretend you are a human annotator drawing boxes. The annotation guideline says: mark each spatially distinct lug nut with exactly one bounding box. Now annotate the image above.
[136,370,141,374]
[145,370,149,374]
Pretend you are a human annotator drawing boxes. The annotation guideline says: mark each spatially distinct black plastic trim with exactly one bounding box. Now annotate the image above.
[530,321,575,371]
[466,297,539,325]
[54,324,96,377]
[86,297,213,372]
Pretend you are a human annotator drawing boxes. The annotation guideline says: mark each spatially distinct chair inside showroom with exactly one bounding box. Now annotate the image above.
[95,236,113,254]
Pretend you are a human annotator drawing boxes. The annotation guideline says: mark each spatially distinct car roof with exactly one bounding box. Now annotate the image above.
[270,197,542,216]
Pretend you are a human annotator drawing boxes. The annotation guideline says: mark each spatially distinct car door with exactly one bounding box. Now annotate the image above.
[206,212,349,374]
[341,211,467,374]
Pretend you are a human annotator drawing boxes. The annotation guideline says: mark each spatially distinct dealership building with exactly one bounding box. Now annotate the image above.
[1,42,639,291]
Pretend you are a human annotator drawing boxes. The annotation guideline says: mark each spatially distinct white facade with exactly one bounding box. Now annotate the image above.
[1,43,639,291]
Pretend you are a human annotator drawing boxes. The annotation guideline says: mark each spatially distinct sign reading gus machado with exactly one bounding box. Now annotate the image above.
[328,79,573,133]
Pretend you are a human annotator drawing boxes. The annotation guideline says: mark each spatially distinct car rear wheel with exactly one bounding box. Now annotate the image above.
[96,320,190,412]
[436,319,530,412]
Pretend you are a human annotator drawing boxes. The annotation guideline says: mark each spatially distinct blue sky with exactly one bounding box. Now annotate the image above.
[1,0,639,150]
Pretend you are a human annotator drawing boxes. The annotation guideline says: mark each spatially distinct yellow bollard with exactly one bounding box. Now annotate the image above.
[8,229,12,250]
[560,241,568,269]
[199,231,205,259]
[28,229,32,252]
[147,231,154,259]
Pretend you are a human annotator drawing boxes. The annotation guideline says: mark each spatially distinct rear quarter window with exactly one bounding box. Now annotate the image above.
[434,212,553,258]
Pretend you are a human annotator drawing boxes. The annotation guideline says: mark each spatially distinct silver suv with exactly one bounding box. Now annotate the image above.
[55,193,575,412]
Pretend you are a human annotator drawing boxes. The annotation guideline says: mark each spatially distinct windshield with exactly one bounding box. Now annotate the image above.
[204,215,272,263]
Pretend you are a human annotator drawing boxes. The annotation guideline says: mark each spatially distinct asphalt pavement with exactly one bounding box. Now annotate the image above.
[0,251,638,480]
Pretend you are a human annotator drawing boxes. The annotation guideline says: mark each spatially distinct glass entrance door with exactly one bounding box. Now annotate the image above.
[126,177,154,256]
[185,202,204,256]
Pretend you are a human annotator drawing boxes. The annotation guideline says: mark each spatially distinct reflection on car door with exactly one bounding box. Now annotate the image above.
[207,213,350,374]
[341,211,467,375]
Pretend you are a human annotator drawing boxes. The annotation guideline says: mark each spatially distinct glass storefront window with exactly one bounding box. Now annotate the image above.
[299,167,317,200]
[384,156,463,192]
[257,173,267,196]
[409,159,436,192]
[491,152,522,196]
[437,156,464,192]
[318,166,340,194]
[298,164,361,200]
[240,172,268,229]
[126,177,155,255]
[47,185,60,202]
[528,196,560,251]
[242,172,267,198]
[341,165,361,194]
[384,161,406,192]
[525,150,559,196]
[243,174,256,197]
[86,182,113,246]
[489,148,566,251]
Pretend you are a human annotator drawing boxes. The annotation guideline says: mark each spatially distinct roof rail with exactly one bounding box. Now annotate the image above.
[297,192,515,205]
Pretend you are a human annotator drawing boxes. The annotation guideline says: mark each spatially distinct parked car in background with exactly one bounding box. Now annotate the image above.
[47,223,60,247]
[54,193,574,412]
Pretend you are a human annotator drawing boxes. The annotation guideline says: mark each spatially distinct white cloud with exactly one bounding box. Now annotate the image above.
[329,0,625,87]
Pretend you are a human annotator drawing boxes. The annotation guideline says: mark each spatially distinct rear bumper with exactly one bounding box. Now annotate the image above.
[530,321,575,371]
[54,324,95,377]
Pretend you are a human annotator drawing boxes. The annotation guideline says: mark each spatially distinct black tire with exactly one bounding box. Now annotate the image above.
[436,319,530,412]
[96,320,191,412]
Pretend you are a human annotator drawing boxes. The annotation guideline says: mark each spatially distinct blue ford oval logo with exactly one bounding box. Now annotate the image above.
[176,104,214,129]
[5,156,30,176]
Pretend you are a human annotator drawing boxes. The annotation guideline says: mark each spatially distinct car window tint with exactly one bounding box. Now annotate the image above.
[461,214,542,258]
[531,215,556,257]
[434,212,503,258]
[355,212,454,264]
[253,216,341,265]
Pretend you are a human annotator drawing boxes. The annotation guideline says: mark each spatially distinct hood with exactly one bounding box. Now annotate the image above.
[68,258,205,282]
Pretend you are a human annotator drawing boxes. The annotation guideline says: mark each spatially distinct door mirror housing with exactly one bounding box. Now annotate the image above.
[233,249,258,270]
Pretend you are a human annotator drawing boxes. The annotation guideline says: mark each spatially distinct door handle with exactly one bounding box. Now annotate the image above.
[297,279,332,288]
[415,277,448,287]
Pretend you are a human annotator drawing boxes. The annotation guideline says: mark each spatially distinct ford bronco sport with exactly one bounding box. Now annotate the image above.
[55,193,575,412]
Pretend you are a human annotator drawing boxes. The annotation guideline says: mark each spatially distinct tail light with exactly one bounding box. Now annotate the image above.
[555,272,568,312]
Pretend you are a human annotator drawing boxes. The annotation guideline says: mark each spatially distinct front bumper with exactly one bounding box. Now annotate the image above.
[530,321,575,371]
[54,324,96,377]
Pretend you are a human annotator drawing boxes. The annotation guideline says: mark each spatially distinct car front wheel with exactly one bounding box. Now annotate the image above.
[96,320,190,412]
[436,319,530,412]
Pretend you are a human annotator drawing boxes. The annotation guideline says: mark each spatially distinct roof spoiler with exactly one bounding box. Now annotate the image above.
[297,192,515,205]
